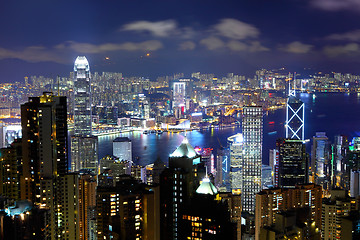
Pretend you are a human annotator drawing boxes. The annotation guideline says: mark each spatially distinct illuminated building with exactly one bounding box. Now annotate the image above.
[276,138,308,188]
[218,192,242,239]
[71,136,98,172]
[321,189,359,240]
[20,92,68,202]
[0,140,21,201]
[71,56,99,173]
[311,132,331,190]
[269,149,279,187]
[332,135,348,188]
[261,165,272,189]
[179,177,236,240]
[113,137,132,162]
[96,175,160,240]
[351,170,360,197]
[285,75,305,140]
[242,106,263,214]
[341,211,360,239]
[78,174,97,240]
[160,137,204,240]
[73,56,92,136]
[255,184,322,240]
[99,155,132,185]
[215,147,230,190]
[173,82,186,118]
[227,133,243,194]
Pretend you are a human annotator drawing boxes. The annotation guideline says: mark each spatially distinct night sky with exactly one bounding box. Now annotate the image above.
[1,0,360,82]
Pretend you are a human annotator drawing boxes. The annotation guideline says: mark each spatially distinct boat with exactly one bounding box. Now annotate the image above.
[268,131,277,135]
[143,130,149,134]
[150,130,156,134]
[156,130,163,134]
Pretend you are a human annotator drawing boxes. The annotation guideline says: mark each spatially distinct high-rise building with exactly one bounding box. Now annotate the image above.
[96,175,160,240]
[71,136,98,172]
[20,92,68,202]
[332,135,348,188]
[160,137,204,240]
[242,106,263,214]
[113,137,132,161]
[321,189,359,239]
[173,82,186,118]
[311,132,331,189]
[276,138,308,188]
[255,183,322,240]
[285,96,305,140]
[21,92,80,240]
[228,133,243,194]
[269,149,279,187]
[74,56,92,136]
[71,56,99,173]
[215,147,230,190]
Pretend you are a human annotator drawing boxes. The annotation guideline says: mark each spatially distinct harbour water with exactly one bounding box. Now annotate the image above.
[98,93,360,166]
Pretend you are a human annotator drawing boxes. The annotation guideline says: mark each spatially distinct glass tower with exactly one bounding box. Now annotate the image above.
[74,56,92,136]
[242,106,263,214]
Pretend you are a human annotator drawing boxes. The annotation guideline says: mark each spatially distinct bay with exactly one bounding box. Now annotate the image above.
[98,93,360,166]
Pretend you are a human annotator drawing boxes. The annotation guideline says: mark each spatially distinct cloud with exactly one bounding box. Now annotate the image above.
[179,41,196,50]
[0,46,67,63]
[65,40,163,53]
[323,43,360,56]
[0,40,164,63]
[121,20,177,37]
[326,29,360,41]
[227,40,247,51]
[200,37,225,50]
[279,41,313,54]
[310,0,360,12]
[214,18,259,40]
[248,41,270,52]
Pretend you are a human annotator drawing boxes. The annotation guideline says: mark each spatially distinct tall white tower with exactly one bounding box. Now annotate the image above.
[285,73,305,140]
[242,106,263,214]
[74,56,91,136]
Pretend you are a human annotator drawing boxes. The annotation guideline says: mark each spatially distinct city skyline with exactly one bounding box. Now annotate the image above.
[1,0,360,82]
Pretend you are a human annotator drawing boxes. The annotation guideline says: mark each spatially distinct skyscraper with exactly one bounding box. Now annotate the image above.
[276,138,308,188]
[311,132,330,189]
[21,92,68,202]
[173,82,186,118]
[285,75,305,140]
[71,56,98,173]
[74,56,92,136]
[242,106,263,214]
[113,137,132,161]
[228,133,243,194]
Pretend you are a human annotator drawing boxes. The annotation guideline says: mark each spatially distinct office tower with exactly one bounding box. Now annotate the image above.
[215,147,230,190]
[96,175,160,240]
[113,137,132,161]
[106,106,118,124]
[332,135,348,188]
[261,165,272,189]
[21,92,68,202]
[99,155,132,184]
[72,56,99,173]
[242,106,263,214]
[322,189,359,239]
[71,136,98,172]
[276,138,308,188]
[255,184,322,240]
[173,82,186,118]
[160,137,204,240]
[228,133,243,194]
[285,76,305,140]
[131,165,147,183]
[269,149,279,187]
[74,56,92,136]
[311,132,331,189]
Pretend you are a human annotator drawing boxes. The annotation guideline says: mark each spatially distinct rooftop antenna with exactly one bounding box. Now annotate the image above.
[288,72,296,97]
